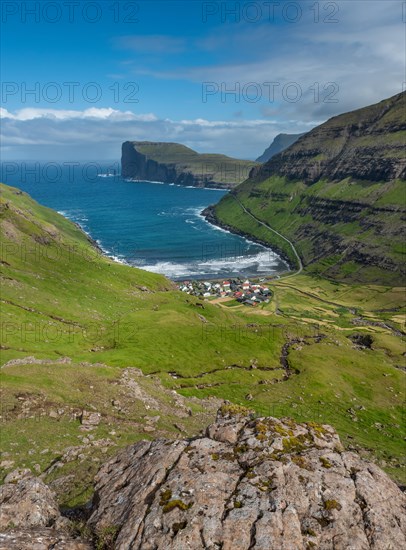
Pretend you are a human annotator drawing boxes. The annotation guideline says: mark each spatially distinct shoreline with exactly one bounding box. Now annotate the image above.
[58,205,291,283]
[122,177,233,191]
[201,204,294,274]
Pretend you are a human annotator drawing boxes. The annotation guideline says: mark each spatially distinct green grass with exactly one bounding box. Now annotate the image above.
[0,183,405,507]
[213,175,405,284]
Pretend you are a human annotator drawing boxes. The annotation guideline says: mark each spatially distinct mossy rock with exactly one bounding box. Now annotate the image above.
[220,404,252,417]
[162,499,194,514]
[324,499,342,511]
[320,456,333,469]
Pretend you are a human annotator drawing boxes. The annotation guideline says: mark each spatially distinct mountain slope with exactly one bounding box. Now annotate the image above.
[121,141,258,188]
[253,92,405,182]
[1,183,405,504]
[256,133,305,163]
[209,92,406,283]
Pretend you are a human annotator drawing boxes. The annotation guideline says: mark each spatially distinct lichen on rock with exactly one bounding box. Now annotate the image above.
[87,408,406,549]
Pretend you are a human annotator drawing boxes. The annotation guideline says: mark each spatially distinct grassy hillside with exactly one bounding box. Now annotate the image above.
[0,183,405,507]
[213,177,405,283]
[254,92,405,183]
[212,93,406,284]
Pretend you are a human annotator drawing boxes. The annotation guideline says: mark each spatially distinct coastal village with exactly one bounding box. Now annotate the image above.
[176,278,273,306]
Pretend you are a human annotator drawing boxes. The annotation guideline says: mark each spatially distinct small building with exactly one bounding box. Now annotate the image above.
[242,280,250,291]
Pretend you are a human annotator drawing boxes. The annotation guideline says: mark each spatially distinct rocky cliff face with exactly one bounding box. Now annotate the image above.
[1,407,405,548]
[256,133,305,163]
[122,141,182,184]
[121,141,257,188]
[252,92,406,183]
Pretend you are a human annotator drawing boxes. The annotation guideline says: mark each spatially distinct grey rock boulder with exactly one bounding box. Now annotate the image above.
[88,406,406,549]
[0,475,91,549]
[0,530,91,550]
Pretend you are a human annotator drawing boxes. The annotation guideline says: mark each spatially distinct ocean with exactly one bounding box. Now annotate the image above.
[1,162,288,280]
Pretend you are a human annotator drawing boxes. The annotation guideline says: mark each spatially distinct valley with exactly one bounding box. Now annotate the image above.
[2,4,405,547]
[0,183,404,511]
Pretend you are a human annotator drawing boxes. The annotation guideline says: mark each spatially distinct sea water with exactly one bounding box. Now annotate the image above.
[1,162,288,280]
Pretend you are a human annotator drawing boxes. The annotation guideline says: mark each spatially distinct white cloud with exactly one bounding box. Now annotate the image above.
[0,107,157,122]
[0,107,315,160]
[2,1,403,161]
[127,0,404,121]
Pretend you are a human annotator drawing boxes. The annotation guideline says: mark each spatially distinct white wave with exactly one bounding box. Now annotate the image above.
[108,255,130,265]
[124,178,165,184]
[197,208,282,258]
[133,248,283,279]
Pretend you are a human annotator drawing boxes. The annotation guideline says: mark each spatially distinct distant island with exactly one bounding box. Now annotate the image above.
[256,132,305,163]
[121,141,258,189]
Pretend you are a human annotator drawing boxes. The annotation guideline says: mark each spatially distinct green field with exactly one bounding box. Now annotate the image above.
[0,183,405,507]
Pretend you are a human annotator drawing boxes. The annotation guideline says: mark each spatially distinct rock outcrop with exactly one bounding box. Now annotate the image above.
[0,473,91,549]
[0,531,91,550]
[88,406,406,549]
[1,408,405,548]
[121,141,257,188]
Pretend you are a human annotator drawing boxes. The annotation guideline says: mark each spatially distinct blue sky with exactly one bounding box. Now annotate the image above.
[1,0,405,160]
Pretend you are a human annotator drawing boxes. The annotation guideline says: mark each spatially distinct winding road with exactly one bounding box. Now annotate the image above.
[232,195,303,277]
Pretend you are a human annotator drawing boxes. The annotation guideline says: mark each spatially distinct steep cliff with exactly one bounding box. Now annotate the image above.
[121,141,258,188]
[252,92,406,183]
[256,132,305,163]
[210,92,406,283]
